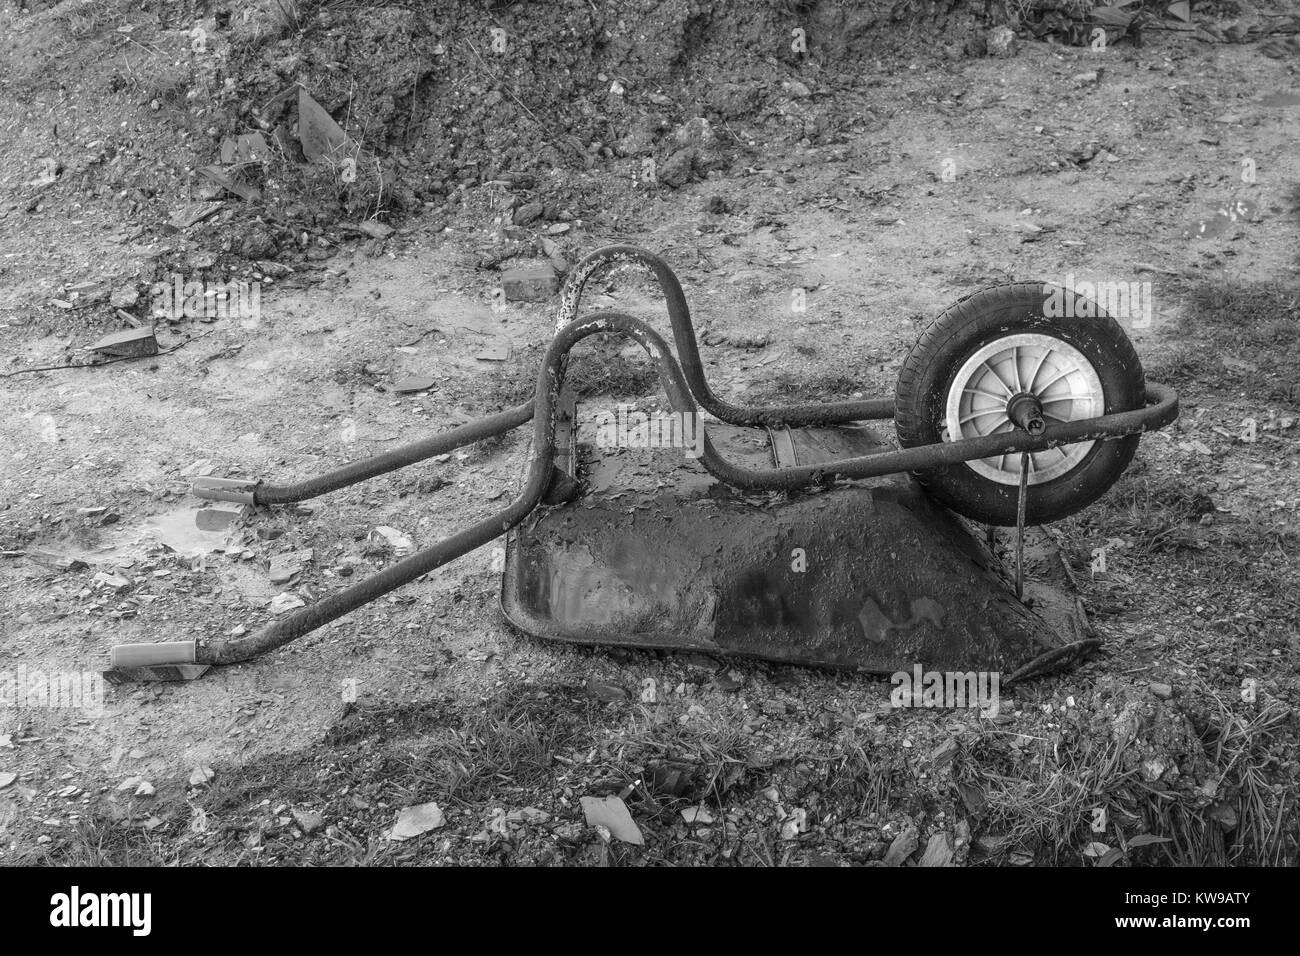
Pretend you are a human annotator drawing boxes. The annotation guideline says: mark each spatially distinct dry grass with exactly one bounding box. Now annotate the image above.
[957,687,1295,866]
[1148,280,1300,408]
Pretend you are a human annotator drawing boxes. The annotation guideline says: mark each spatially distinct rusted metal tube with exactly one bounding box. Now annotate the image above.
[247,402,534,505]
[557,244,895,427]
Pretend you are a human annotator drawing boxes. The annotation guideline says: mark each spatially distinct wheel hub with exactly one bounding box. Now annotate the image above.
[944,333,1104,486]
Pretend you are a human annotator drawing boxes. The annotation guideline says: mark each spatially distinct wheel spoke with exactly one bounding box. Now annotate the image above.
[1035,367,1073,391]
[1026,349,1051,395]
[959,408,1006,425]
[980,362,1013,395]
[1010,346,1022,392]
[1041,393,1096,404]
[963,386,1007,401]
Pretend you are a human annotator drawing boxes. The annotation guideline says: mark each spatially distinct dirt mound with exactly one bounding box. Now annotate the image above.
[200,0,977,219]
[0,0,983,301]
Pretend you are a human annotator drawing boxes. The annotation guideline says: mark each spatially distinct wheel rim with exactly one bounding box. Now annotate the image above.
[943,333,1104,486]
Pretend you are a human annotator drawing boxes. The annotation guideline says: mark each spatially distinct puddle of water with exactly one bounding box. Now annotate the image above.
[83,507,238,565]
[135,508,236,556]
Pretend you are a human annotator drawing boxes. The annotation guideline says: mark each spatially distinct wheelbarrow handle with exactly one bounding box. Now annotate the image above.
[192,402,535,507]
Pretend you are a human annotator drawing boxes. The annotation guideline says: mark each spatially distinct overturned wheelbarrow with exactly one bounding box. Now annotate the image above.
[108,245,1178,682]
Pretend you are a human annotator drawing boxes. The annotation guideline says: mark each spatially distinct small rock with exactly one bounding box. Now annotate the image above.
[681,807,714,825]
[270,592,306,615]
[1072,71,1099,86]
[1141,757,1168,782]
[513,807,551,825]
[987,26,1017,58]
[883,825,919,866]
[1149,682,1173,700]
[919,832,955,867]
[387,801,445,841]
[712,669,743,691]
[585,679,629,702]
[134,780,156,797]
[257,260,293,279]
[109,287,139,309]
[292,808,324,834]
[269,549,313,584]
[189,766,215,788]
[780,808,808,840]
[538,236,568,273]
[658,148,696,188]
[356,220,393,240]
[370,526,414,555]
[513,201,543,226]
[500,265,559,302]
[1208,801,1238,830]
[238,226,278,259]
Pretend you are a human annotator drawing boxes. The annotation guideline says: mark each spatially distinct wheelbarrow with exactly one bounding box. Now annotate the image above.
[107,245,1178,681]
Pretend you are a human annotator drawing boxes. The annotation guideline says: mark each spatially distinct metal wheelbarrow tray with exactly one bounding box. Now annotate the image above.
[503,414,1069,675]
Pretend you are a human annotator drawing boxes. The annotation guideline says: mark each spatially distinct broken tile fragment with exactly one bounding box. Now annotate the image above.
[88,327,158,358]
[392,375,436,394]
[269,549,314,584]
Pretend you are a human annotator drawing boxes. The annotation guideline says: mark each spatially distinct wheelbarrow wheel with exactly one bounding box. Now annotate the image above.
[894,282,1145,526]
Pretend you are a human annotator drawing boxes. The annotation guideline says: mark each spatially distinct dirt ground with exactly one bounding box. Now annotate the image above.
[0,0,1297,866]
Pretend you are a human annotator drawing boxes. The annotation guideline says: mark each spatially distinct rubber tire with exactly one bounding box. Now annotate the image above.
[894,282,1145,526]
